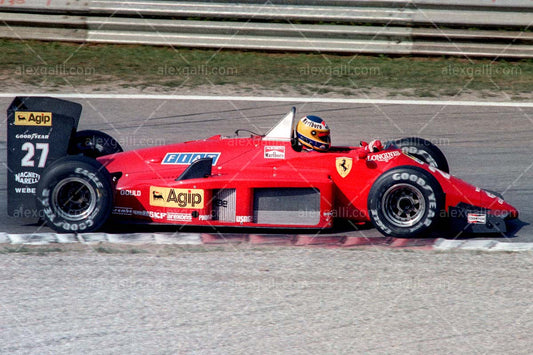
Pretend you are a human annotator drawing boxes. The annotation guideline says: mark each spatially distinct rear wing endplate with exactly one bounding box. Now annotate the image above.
[7,96,82,217]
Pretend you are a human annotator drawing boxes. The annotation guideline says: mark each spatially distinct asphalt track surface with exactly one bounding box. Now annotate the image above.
[1,97,532,354]
[1,97,532,241]
[1,248,532,354]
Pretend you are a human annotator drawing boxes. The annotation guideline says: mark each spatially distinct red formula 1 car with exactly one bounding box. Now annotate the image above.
[7,97,518,237]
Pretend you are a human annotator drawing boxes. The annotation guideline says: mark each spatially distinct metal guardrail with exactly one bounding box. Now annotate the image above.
[0,0,532,58]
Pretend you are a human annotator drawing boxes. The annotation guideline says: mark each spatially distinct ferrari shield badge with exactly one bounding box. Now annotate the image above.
[336,157,353,178]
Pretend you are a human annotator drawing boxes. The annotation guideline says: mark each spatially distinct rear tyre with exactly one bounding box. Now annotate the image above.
[368,166,444,238]
[392,137,449,173]
[69,130,123,158]
[36,156,114,233]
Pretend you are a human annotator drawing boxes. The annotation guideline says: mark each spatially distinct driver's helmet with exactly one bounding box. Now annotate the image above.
[296,115,331,152]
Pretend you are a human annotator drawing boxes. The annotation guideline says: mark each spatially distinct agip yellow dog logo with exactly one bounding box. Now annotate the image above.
[150,187,204,208]
[15,112,52,126]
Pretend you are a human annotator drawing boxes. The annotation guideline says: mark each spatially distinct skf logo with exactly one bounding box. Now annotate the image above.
[336,157,353,178]
[15,112,52,126]
[162,152,220,165]
[150,187,204,209]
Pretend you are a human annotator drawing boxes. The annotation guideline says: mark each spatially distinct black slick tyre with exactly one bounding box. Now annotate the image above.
[368,166,444,238]
[36,156,114,233]
[69,130,123,158]
[393,137,449,173]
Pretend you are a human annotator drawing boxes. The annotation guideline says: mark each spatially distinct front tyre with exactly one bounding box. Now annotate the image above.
[368,166,444,238]
[392,137,449,173]
[37,156,113,233]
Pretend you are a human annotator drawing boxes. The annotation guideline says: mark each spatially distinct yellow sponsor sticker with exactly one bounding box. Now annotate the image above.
[15,112,52,126]
[150,187,204,209]
[335,157,353,178]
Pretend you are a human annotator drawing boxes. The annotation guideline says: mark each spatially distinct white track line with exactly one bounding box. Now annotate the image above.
[433,238,533,251]
[1,233,532,251]
[0,233,203,245]
[0,93,532,107]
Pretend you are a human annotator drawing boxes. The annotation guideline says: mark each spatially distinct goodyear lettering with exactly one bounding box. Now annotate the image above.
[74,168,104,188]
[162,152,220,165]
[427,193,436,207]
[56,220,93,232]
[43,206,55,220]
[15,112,52,126]
[15,133,50,140]
[392,173,432,191]
[149,187,204,209]
[370,209,392,234]
[393,173,436,194]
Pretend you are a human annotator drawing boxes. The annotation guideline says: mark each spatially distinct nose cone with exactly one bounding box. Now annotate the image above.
[479,190,519,219]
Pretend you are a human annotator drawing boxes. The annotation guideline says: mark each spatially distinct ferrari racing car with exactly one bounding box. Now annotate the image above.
[7,97,518,237]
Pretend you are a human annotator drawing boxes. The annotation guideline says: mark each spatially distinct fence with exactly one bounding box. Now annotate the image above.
[0,0,532,58]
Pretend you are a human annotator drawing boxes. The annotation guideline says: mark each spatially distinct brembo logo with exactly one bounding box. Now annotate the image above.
[161,152,220,165]
[150,186,204,209]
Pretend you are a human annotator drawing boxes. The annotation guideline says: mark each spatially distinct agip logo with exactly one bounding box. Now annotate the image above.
[15,112,52,126]
[150,187,204,209]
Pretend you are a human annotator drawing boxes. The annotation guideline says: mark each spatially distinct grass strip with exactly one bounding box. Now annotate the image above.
[1,39,531,98]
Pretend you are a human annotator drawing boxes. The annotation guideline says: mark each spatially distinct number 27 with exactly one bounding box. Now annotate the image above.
[21,142,49,168]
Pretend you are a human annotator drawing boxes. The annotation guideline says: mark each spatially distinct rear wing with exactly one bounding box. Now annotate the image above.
[7,96,82,217]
